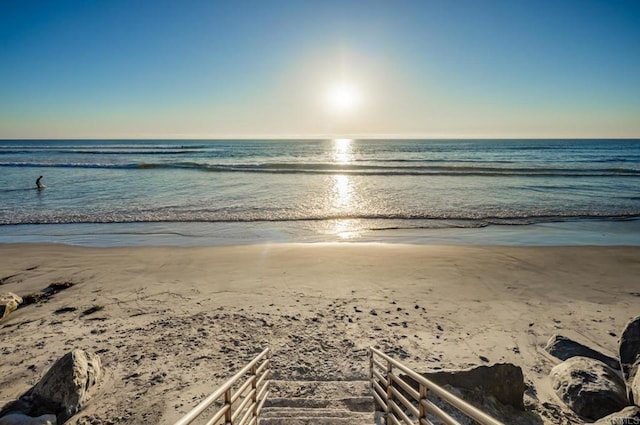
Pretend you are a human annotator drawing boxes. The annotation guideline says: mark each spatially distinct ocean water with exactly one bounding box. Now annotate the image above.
[1,138,639,246]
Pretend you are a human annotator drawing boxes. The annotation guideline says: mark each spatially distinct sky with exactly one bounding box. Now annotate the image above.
[1,0,639,139]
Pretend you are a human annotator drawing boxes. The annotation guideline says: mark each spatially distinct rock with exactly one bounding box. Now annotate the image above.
[550,356,628,420]
[0,293,23,305]
[0,293,23,321]
[594,406,640,424]
[0,413,56,425]
[401,363,525,410]
[545,334,620,370]
[620,315,640,404]
[11,349,102,423]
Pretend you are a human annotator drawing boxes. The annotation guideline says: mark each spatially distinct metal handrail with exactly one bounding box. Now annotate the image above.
[175,348,271,425]
[369,347,504,425]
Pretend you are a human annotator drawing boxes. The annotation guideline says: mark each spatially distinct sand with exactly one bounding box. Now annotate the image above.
[1,243,639,424]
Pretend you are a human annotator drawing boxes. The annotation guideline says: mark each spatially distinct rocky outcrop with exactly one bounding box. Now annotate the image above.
[0,350,103,424]
[425,363,525,410]
[400,363,525,410]
[551,356,628,420]
[620,315,640,404]
[594,406,640,424]
[0,293,22,321]
[545,334,620,370]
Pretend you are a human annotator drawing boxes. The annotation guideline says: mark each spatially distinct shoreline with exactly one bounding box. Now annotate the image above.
[1,217,639,247]
[1,243,639,423]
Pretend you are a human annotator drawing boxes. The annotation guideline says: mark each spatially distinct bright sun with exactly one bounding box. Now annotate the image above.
[326,83,360,114]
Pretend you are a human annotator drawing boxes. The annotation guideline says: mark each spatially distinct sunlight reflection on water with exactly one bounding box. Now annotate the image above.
[332,138,352,164]
[331,175,353,209]
[329,139,361,238]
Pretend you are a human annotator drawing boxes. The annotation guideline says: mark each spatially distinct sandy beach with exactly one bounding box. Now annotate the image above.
[1,243,639,424]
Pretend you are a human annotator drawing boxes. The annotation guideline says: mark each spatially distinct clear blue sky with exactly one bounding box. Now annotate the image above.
[1,0,639,139]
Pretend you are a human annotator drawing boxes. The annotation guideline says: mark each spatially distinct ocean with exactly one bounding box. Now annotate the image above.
[1,138,639,246]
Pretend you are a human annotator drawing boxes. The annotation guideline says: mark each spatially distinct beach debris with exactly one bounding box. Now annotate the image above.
[0,413,57,425]
[619,315,640,404]
[550,356,628,421]
[0,292,23,321]
[0,349,103,424]
[593,406,640,424]
[80,305,104,317]
[53,307,77,315]
[21,282,75,307]
[545,334,620,370]
[21,293,45,305]
[369,309,377,316]
[0,274,20,286]
[44,282,74,294]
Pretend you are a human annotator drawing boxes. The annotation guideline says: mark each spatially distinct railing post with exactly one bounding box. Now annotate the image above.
[267,348,272,383]
[419,383,428,420]
[386,359,393,425]
[251,363,258,419]
[224,388,232,424]
[369,349,374,381]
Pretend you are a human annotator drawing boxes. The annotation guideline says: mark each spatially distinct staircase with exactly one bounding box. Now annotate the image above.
[173,347,505,425]
[259,379,378,425]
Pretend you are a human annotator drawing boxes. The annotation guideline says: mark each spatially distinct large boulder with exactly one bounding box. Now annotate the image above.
[551,356,628,421]
[545,334,620,370]
[425,363,525,410]
[620,315,640,404]
[401,363,525,410]
[30,350,103,422]
[0,350,103,424]
[594,406,640,424]
[0,293,22,321]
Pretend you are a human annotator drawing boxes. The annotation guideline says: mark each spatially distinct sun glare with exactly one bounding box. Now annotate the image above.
[326,83,360,114]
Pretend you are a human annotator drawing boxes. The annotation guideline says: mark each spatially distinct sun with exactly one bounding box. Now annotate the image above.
[326,82,360,114]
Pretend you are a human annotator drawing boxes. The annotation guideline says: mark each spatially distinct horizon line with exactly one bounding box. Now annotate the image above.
[2,136,640,141]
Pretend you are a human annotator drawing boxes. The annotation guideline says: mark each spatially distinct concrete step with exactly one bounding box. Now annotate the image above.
[259,418,373,425]
[268,379,371,399]
[261,408,372,418]
[259,408,375,425]
[263,396,373,412]
[258,409,385,425]
[259,419,370,425]
[258,379,376,425]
